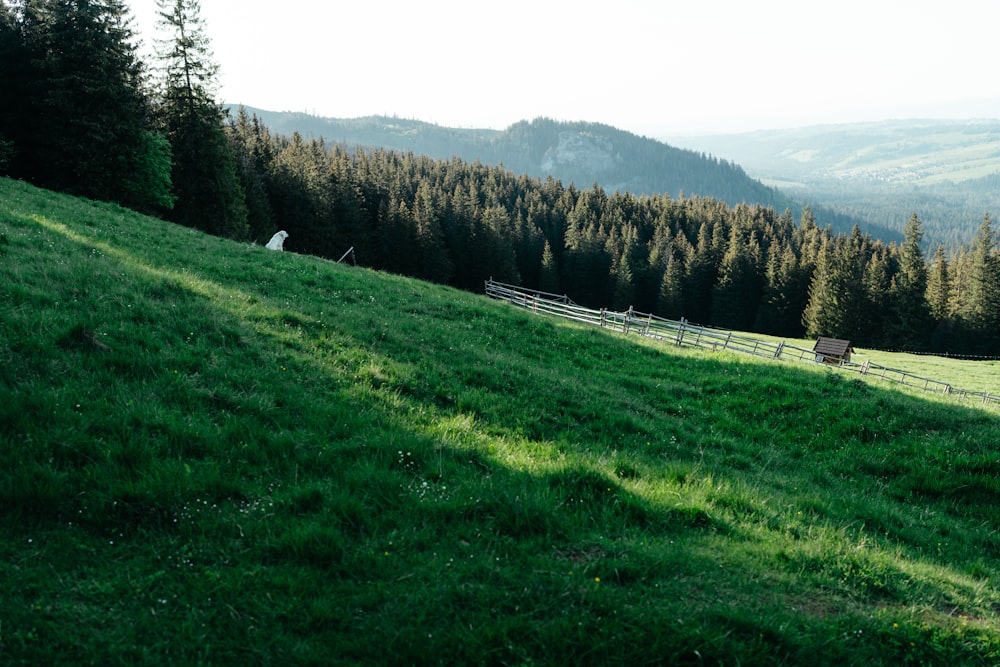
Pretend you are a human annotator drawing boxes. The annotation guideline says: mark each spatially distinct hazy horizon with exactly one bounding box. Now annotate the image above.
[128,1,1000,139]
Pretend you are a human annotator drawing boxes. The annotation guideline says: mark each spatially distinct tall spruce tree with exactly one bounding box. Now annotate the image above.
[961,213,1000,351]
[1,0,169,208]
[886,214,931,349]
[712,224,763,331]
[756,243,805,337]
[926,244,953,351]
[802,232,869,342]
[412,181,452,283]
[683,223,720,324]
[610,224,640,310]
[154,0,246,237]
[538,239,561,294]
[926,245,950,322]
[862,248,892,345]
[0,1,29,174]
[802,237,838,338]
[227,106,275,241]
[657,251,686,319]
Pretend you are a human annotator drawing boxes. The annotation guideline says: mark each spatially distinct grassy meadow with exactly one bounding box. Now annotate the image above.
[2,177,999,665]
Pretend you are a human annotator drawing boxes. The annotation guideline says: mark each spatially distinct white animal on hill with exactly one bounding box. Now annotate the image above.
[265,230,288,251]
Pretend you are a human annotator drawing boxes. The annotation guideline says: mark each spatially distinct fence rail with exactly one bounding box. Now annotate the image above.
[485,279,999,409]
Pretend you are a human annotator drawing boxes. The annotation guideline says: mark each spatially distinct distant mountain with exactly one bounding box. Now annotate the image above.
[236,106,780,201]
[665,119,1000,250]
[665,118,1000,186]
[232,106,894,241]
[237,108,493,162]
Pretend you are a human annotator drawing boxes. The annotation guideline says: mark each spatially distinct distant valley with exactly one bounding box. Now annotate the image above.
[665,119,1000,186]
[666,119,1000,251]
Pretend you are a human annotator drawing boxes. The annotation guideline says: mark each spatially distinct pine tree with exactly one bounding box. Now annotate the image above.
[947,246,971,322]
[227,107,275,242]
[3,0,168,208]
[712,224,763,331]
[610,224,640,311]
[267,131,319,249]
[154,0,246,238]
[326,146,369,266]
[961,213,1000,351]
[538,239,561,294]
[926,245,950,322]
[563,187,612,306]
[657,244,687,320]
[0,1,30,175]
[802,234,869,341]
[802,238,834,338]
[481,205,520,284]
[862,248,892,345]
[926,245,953,352]
[885,214,931,349]
[756,243,805,337]
[412,181,453,283]
[683,222,720,324]
[838,227,874,342]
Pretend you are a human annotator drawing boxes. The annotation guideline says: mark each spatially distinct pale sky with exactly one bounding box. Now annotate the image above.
[127,0,1000,136]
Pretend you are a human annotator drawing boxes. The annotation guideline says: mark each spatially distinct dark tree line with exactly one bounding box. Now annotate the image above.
[0,0,245,233]
[2,0,998,356]
[0,0,167,209]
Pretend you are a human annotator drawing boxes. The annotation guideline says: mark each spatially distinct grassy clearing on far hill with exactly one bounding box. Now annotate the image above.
[2,178,999,666]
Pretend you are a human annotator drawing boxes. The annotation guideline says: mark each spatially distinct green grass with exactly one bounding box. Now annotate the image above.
[2,177,999,665]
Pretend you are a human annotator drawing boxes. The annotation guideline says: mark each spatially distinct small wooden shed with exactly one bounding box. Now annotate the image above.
[813,337,853,364]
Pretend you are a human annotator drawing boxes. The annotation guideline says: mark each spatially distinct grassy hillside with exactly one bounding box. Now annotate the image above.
[2,178,999,665]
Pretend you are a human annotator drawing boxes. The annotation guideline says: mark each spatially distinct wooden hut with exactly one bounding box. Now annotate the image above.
[813,337,853,364]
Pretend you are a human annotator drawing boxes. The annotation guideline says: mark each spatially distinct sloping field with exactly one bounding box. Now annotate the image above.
[2,178,999,665]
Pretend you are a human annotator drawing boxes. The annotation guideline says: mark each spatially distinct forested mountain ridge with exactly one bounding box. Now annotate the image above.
[234,106,891,241]
[238,106,781,201]
[666,119,1000,250]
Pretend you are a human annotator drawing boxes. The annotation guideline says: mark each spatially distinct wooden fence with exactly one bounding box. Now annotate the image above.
[485,279,999,409]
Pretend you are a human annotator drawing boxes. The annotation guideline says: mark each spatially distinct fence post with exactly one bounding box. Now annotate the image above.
[774,341,784,359]
[600,309,606,328]
[675,319,686,347]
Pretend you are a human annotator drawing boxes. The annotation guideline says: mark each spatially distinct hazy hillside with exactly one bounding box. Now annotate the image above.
[666,119,1000,250]
[239,108,494,161]
[3,178,999,664]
